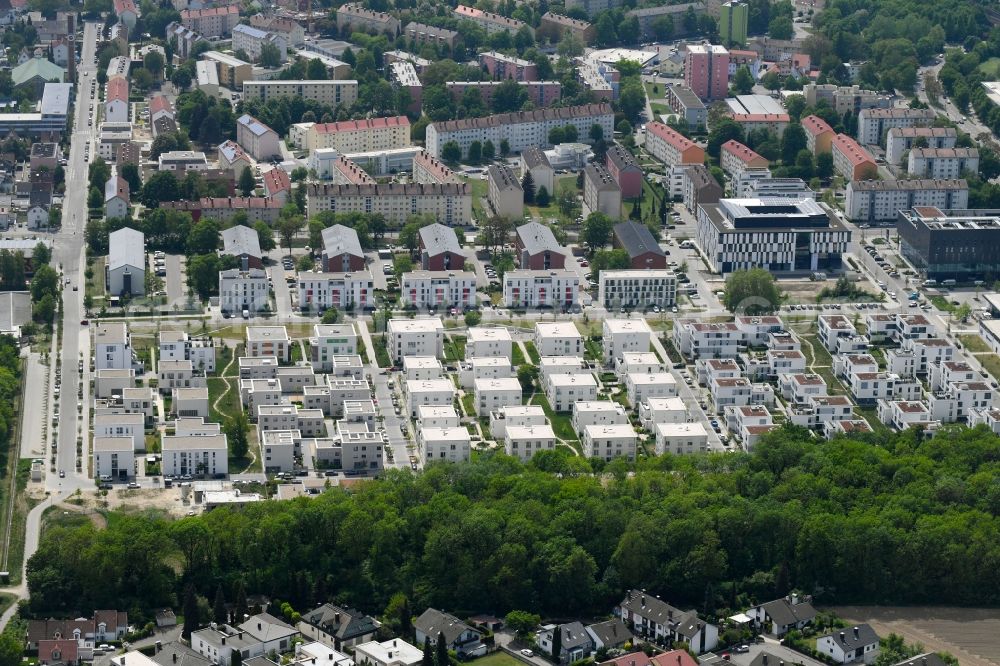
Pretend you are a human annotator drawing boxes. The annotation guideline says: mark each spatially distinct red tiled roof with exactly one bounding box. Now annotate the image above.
[181,5,237,18]
[729,113,791,122]
[106,76,128,102]
[312,116,410,134]
[263,168,291,195]
[802,114,834,137]
[149,94,173,116]
[646,121,698,151]
[832,133,875,167]
[721,139,767,166]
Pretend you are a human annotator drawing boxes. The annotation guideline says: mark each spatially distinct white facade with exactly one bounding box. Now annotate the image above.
[474,377,522,416]
[94,322,137,371]
[602,319,652,363]
[353,640,423,666]
[598,270,677,309]
[161,433,229,476]
[297,271,375,311]
[625,372,678,406]
[503,270,580,308]
[419,427,471,464]
[93,437,136,479]
[403,356,443,381]
[92,413,144,452]
[639,396,687,429]
[310,324,358,371]
[401,271,477,309]
[504,424,557,461]
[388,318,444,362]
[844,179,968,223]
[583,423,637,461]
[489,404,546,439]
[655,422,709,455]
[534,322,583,356]
[674,321,742,359]
[246,326,291,362]
[466,327,513,359]
[405,379,455,418]
[220,268,269,314]
[545,372,598,411]
[572,401,629,436]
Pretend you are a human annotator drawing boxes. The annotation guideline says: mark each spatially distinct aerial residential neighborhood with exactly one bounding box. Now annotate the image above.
[0,0,993,666]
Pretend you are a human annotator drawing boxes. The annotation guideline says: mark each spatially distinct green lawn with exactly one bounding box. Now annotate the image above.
[512,343,526,366]
[208,376,240,422]
[445,335,467,362]
[470,653,522,666]
[930,295,956,312]
[372,334,391,368]
[959,334,991,354]
[978,354,1000,380]
[524,341,540,364]
[529,394,578,444]
[461,393,476,417]
[979,57,1000,78]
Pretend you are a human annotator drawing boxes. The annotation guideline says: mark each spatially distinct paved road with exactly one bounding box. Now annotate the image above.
[355,321,413,470]
[164,254,185,304]
[267,249,294,315]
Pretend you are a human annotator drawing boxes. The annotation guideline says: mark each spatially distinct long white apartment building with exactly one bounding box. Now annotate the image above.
[310,324,357,371]
[598,270,677,310]
[572,401,628,436]
[907,148,979,179]
[885,126,958,165]
[857,107,935,145]
[388,318,444,362]
[655,422,709,455]
[503,270,579,308]
[161,433,228,477]
[297,271,375,311]
[405,379,455,418]
[844,179,968,223]
[219,268,269,314]
[401,271,477,309]
[425,103,613,158]
[534,321,584,356]
[489,404,546,439]
[242,80,359,107]
[674,321,742,359]
[583,423,637,461]
[295,116,408,152]
[306,182,471,227]
[545,372,598,411]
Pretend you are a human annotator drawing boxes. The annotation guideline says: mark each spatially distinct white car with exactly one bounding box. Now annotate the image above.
[520,650,534,658]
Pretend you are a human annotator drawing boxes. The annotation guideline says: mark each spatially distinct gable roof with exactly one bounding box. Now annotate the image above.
[238,613,297,643]
[619,589,691,626]
[822,624,879,650]
[222,224,262,259]
[414,609,479,646]
[238,114,276,138]
[321,224,364,258]
[758,597,816,627]
[299,604,378,641]
[418,223,461,255]
[547,622,591,650]
[109,227,144,270]
[522,146,550,170]
[517,221,562,256]
[601,650,697,666]
[614,220,664,259]
[892,655,949,666]
[585,618,631,647]
[12,56,63,86]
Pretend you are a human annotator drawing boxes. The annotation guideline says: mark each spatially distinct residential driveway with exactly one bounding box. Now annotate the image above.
[270,263,294,316]
[494,630,549,666]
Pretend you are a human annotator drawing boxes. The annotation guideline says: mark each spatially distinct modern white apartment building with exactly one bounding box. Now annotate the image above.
[294,115,407,152]
[474,377,522,416]
[240,378,284,414]
[845,179,968,223]
[906,148,979,179]
[159,331,216,373]
[638,396,687,429]
[246,326,291,362]
[583,423,637,461]
[504,424,557,461]
[242,80,359,107]
[425,103,613,159]
[625,372,678,406]
[598,270,677,309]
[602,318,652,362]
[401,271,477,309]
[93,437,135,480]
[95,322,138,371]
[503,270,579,308]
[461,357,513,387]
[405,379,455,418]
[306,183,471,227]
[654,422,709,455]
[353,640,423,666]
[572,401,628,436]
[674,321,742,359]
[219,268,269,314]
[534,322,584,356]
[418,427,471,464]
[489,404,546,439]
[857,107,935,145]
[93,412,144,451]
[297,271,375,311]
[466,327,513,359]
[173,387,209,418]
[259,429,296,473]
[416,405,461,429]
[403,356,443,381]
[161,433,228,476]
[158,359,206,394]
[388,318,444,362]
[538,357,587,382]
[885,126,957,165]
[545,372,598,411]
[310,324,357,371]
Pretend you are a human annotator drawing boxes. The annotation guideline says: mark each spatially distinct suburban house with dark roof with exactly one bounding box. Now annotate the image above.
[418,223,465,271]
[296,604,380,651]
[585,618,631,651]
[516,221,565,270]
[321,224,366,273]
[616,589,718,655]
[413,609,485,659]
[745,594,816,637]
[600,650,698,666]
[222,225,264,270]
[27,611,129,651]
[537,622,593,665]
[891,655,948,666]
[613,221,666,269]
[816,625,880,664]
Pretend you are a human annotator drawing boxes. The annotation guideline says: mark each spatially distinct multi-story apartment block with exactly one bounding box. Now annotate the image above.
[309,324,357,371]
[306,182,471,227]
[857,107,935,145]
[93,437,135,480]
[802,114,835,155]
[336,3,401,35]
[95,322,139,371]
[161,433,228,476]
[180,5,238,37]
[831,133,877,180]
[534,322,583,357]
[720,139,768,179]
[505,424,556,461]
[389,61,422,115]
[402,271,477,309]
[474,377,522,415]
[487,163,524,219]
[545,372,598,411]
[654,422,709,455]
[425,104,614,159]
[685,44,729,101]
[673,321,742,359]
[886,126,958,165]
[576,58,618,101]
[664,83,707,128]
[405,379,455,418]
[232,24,287,63]
[388,318,444,362]
[803,83,890,115]
[404,22,459,50]
[598,270,677,310]
[583,424,637,461]
[242,80,359,108]
[478,51,537,81]
[583,163,621,217]
[602,318,652,362]
[539,12,594,44]
[644,121,705,167]
[249,14,305,46]
[246,326,291,363]
[696,198,851,274]
[219,269,268,315]
[419,427,471,464]
[297,271,374,311]
[159,331,216,373]
[845,179,968,223]
[683,164,723,212]
[412,150,460,185]
[201,51,253,89]
[466,327,513,359]
[907,148,979,179]
[454,5,529,35]
[236,114,281,161]
[445,80,561,108]
[503,270,579,308]
[572,401,628,436]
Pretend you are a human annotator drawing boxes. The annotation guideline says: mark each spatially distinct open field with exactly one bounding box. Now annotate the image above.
[830,606,1000,666]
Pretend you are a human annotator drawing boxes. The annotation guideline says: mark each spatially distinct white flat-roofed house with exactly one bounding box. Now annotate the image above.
[655,422,709,455]
[846,371,920,405]
[767,349,807,378]
[246,326,291,362]
[405,379,455,418]
[786,394,853,429]
[459,357,514,389]
[260,429,297,473]
[419,427,471,464]
[402,356,443,381]
[325,379,371,417]
[93,412,144,451]
[572,400,628,436]
[625,372,677,407]
[157,359,206,394]
[503,270,580,308]
[489,404,546,439]
[416,405,460,429]
[309,324,357,371]
[474,377,522,416]
[615,352,664,379]
[538,356,587,382]
[466,327,513,359]
[545,372,598,411]
[928,360,977,392]
[602,318,652,363]
[240,378,283,415]
[639,396,687,429]
[929,380,994,423]
[353,640,423,666]
[402,271,477,309]
[817,314,857,353]
[161,433,228,477]
[388,318,444,362]
[159,330,217,373]
[673,321,743,359]
[710,376,753,414]
[534,322,584,357]
[833,353,879,380]
[220,268,269,315]
[343,400,378,429]
[735,315,784,347]
[239,356,279,379]
[695,357,741,386]
[725,404,771,433]
[94,368,135,399]
[505,424,557,461]
[93,437,136,480]
[173,387,209,418]
[297,271,375,312]
[583,423,637,461]
[598,270,677,309]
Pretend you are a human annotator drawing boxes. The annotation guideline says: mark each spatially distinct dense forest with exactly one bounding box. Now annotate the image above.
[25,425,1000,625]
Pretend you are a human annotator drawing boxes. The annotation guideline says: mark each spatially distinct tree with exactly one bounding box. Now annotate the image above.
[731,66,755,95]
[467,141,482,164]
[254,222,276,252]
[186,219,220,256]
[143,51,165,80]
[816,152,834,179]
[548,126,566,145]
[441,141,461,164]
[492,78,529,113]
[768,15,793,39]
[589,124,605,143]
[723,268,782,314]
[552,625,562,662]
[186,254,220,301]
[141,171,181,207]
[500,139,510,158]
[522,171,536,204]
[238,167,256,196]
[583,213,614,253]
[781,123,807,164]
[279,214,304,254]
[33,242,51,266]
[182,583,199,640]
[536,185,550,207]
[618,80,646,121]
[435,632,448,666]
[652,15,674,41]
[306,58,328,79]
[87,186,103,209]
[121,164,142,193]
[259,43,283,68]
[422,638,433,666]
[479,216,514,256]
[0,629,23,666]
[321,307,341,324]
[504,610,540,637]
[234,581,248,623]
[517,364,538,392]
[708,118,745,157]
[226,411,250,459]
[482,140,495,161]
[591,248,630,273]
[464,311,481,327]
[214,585,227,624]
